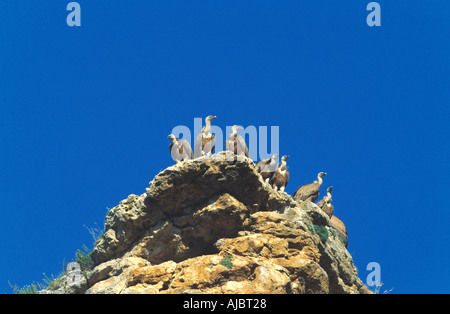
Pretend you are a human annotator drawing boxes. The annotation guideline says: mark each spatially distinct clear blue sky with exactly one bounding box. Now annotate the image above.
[1,1,449,294]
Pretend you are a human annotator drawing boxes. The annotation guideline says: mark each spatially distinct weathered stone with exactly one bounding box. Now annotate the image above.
[298,200,330,226]
[41,153,369,294]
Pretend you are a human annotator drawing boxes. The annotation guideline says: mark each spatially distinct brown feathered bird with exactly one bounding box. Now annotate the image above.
[226,125,249,158]
[316,186,334,218]
[256,154,280,183]
[270,155,290,191]
[293,172,327,202]
[194,115,217,158]
[168,134,193,163]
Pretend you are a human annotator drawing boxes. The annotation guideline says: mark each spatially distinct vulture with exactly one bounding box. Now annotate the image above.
[329,215,348,247]
[293,172,327,202]
[168,134,193,163]
[256,154,280,183]
[226,125,249,158]
[316,186,334,218]
[270,155,290,192]
[194,115,217,158]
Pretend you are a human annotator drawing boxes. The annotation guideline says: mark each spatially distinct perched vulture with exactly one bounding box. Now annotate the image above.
[270,155,290,192]
[293,172,327,202]
[168,134,193,163]
[226,125,249,158]
[194,115,217,158]
[256,154,280,183]
[316,186,334,218]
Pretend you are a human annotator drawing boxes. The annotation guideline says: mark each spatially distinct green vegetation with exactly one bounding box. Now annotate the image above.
[314,224,329,243]
[306,223,316,235]
[306,223,329,244]
[9,281,44,294]
[220,253,234,269]
[43,272,66,290]
[75,244,94,271]
[328,228,337,238]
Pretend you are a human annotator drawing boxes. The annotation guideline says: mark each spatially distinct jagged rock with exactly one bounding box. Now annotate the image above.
[299,200,330,226]
[38,274,88,294]
[45,153,369,294]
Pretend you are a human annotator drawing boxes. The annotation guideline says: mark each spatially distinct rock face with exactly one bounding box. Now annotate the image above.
[43,153,370,294]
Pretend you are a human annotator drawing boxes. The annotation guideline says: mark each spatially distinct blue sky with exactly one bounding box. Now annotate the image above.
[1,1,449,293]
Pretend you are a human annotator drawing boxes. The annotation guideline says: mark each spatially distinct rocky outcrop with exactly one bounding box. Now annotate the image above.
[42,153,370,294]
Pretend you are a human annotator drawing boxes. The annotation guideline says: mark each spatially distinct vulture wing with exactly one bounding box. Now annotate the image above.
[236,135,249,157]
[194,132,203,158]
[181,139,194,160]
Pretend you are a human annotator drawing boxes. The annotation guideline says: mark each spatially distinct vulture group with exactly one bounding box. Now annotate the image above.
[167,115,348,247]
